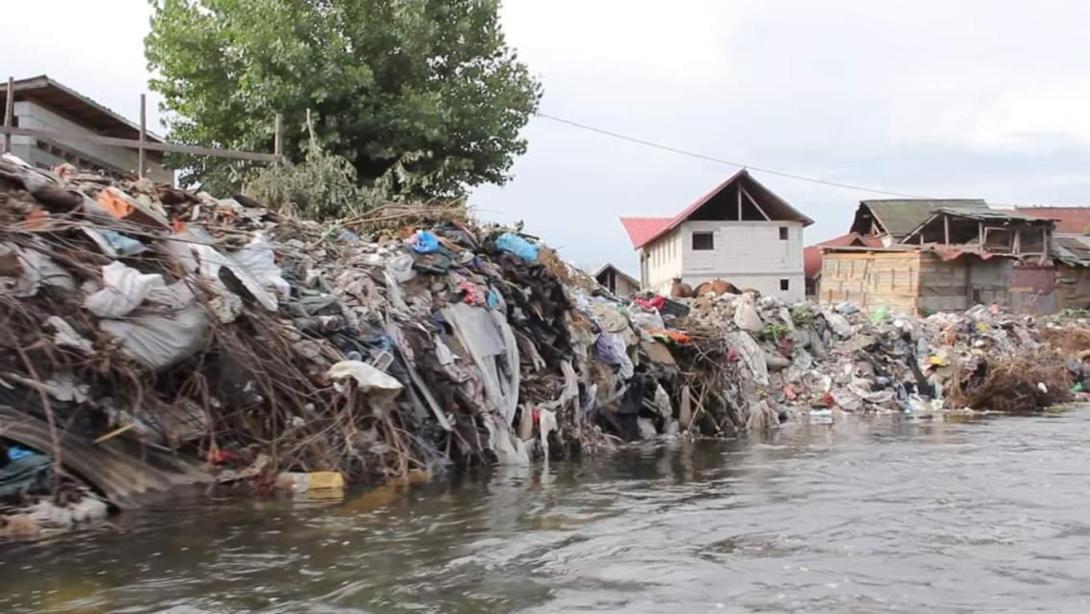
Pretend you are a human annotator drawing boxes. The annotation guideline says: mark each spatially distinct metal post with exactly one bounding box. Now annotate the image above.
[274,113,284,163]
[3,77,14,154]
[138,93,147,178]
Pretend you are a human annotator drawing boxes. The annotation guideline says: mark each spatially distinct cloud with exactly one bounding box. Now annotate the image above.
[5,1,1090,278]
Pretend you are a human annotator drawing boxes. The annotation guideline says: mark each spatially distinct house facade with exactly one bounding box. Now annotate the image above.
[2,75,172,183]
[620,170,812,301]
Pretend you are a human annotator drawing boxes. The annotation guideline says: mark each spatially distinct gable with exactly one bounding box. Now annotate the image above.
[619,169,812,250]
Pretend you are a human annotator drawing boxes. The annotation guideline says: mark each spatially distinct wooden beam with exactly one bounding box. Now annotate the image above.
[741,187,771,221]
[978,222,984,247]
[3,77,12,154]
[274,113,284,163]
[943,214,950,245]
[138,93,147,178]
[0,126,280,162]
[736,184,742,221]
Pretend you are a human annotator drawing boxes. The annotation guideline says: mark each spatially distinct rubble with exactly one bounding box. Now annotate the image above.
[0,154,1086,531]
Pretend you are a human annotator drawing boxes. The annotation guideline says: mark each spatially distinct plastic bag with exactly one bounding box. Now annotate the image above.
[495,233,538,263]
[230,235,291,299]
[733,293,764,332]
[99,306,209,370]
[411,230,440,254]
[85,262,165,318]
[327,361,404,403]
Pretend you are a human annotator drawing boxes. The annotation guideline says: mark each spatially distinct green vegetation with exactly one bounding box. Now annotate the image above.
[146,0,542,206]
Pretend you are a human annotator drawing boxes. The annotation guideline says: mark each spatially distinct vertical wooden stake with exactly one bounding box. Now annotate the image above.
[3,77,14,155]
[138,93,147,178]
[274,113,284,163]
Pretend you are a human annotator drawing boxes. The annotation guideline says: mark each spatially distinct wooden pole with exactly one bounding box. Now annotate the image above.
[3,77,13,154]
[943,215,950,245]
[138,94,147,178]
[274,113,284,163]
[736,184,742,220]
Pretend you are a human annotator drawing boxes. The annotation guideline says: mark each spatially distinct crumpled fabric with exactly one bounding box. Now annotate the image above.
[442,302,520,423]
[595,332,634,379]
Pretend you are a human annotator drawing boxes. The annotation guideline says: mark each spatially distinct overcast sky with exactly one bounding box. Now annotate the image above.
[6,1,1090,275]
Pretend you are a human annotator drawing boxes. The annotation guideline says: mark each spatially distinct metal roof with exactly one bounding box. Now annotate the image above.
[1053,234,1090,266]
[2,75,164,145]
[619,169,813,249]
[1015,207,1090,234]
[853,199,988,238]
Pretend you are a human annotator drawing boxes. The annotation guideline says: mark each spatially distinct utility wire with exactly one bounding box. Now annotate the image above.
[536,112,932,199]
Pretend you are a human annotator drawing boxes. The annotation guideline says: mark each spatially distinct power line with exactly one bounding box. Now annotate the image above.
[535,112,932,199]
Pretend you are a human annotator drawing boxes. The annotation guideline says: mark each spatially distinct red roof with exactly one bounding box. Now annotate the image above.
[618,169,813,249]
[1014,207,1090,234]
[619,217,672,249]
[804,232,882,279]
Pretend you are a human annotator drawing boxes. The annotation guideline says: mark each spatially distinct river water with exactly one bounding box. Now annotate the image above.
[4,410,1090,613]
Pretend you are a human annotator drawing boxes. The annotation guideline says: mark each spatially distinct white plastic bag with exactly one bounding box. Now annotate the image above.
[85,262,165,318]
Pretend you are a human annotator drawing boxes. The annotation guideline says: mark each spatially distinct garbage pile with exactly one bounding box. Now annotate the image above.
[679,291,1075,420]
[0,155,760,525]
[0,155,1082,531]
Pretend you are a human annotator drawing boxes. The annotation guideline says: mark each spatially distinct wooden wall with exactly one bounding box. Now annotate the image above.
[819,251,921,313]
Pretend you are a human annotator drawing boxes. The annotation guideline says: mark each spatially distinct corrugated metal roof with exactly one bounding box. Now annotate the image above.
[856,199,988,237]
[804,232,882,278]
[620,169,813,250]
[619,217,672,249]
[1053,234,1090,266]
[1015,207,1090,234]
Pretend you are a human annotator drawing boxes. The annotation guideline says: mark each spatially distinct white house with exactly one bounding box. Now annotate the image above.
[620,169,812,301]
[2,75,172,184]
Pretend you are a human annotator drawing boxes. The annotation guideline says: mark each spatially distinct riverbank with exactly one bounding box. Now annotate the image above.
[3,156,1090,537]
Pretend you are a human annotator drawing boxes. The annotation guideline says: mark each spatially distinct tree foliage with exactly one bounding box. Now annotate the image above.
[146,0,541,199]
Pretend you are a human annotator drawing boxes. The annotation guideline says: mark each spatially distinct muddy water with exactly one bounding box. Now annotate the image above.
[5,411,1090,613]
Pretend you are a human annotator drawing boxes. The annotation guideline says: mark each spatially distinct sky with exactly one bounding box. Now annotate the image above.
[6,1,1090,276]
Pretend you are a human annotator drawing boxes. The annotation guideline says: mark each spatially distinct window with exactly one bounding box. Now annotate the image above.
[779,226,789,240]
[692,232,714,251]
[780,279,790,291]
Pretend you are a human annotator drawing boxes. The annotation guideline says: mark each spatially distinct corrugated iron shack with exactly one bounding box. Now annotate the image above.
[821,208,1057,314]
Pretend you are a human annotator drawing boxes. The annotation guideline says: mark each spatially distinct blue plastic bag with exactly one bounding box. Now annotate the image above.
[411,230,439,254]
[495,233,538,263]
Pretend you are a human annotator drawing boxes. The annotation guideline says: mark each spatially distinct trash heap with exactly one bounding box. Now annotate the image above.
[0,155,1082,530]
[0,155,756,524]
[678,291,1075,420]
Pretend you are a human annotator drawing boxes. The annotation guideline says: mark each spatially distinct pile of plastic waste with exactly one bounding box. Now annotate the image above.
[679,290,1076,422]
[0,155,759,532]
[0,154,1084,535]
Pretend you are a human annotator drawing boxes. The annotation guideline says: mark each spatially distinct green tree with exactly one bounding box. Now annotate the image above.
[145,0,541,198]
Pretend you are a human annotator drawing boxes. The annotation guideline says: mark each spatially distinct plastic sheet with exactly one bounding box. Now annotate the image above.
[495,233,538,262]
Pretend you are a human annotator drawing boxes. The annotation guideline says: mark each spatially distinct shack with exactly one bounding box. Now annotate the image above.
[850,198,988,246]
[593,263,640,297]
[1051,234,1090,310]
[819,247,1056,315]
